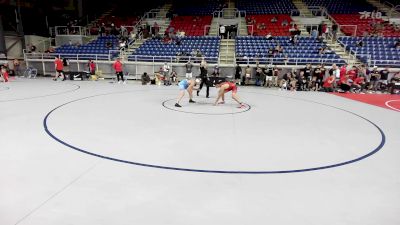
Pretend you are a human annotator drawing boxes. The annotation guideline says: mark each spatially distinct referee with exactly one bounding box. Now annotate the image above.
[196,63,210,98]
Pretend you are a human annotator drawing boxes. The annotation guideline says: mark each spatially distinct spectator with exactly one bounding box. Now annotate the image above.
[388,72,400,94]
[322,74,335,92]
[268,48,274,58]
[311,29,318,39]
[212,65,220,77]
[53,56,65,81]
[0,66,9,82]
[351,76,366,93]
[312,64,323,91]
[289,35,298,45]
[266,32,273,40]
[162,62,170,77]
[275,45,283,54]
[106,41,112,48]
[356,39,364,47]
[279,72,290,90]
[153,22,159,36]
[272,65,280,87]
[369,66,381,91]
[113,58,125,84]
[219,25,226,39]
[235,63,242,85]
[318,46,326,54]
[289,72,298,91]
[379,66,390,91]
[264,65,273,87]
[394,39,400,49]
[339,63,348,79]
[245,65,252,85]
[141,72,150,85]
[332,24,338,41]
[185,60,193,78]
[99,23,106,36]
[13,59,20,77]
[170,70,178,84]
[339,74,352,93]
[281,19,288,27]
[196,49,202,58]
[62,58,70,76]
[30,44,37,53]
[255,66,263,86]
[88,60,96,75]
[271,16,278,23]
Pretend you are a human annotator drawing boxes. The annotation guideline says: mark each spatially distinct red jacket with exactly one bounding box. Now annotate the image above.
[55,59,63,71]
[113,61,123,72]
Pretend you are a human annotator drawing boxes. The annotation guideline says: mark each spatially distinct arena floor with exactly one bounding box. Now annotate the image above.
[1,78,399,225]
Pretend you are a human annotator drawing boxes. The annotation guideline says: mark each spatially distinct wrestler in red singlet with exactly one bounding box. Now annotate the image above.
[221,82,238,93]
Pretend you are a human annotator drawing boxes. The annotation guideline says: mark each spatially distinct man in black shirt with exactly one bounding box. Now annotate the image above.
[235,63,242,85]
[370,66,381,91]
[264,65,273,87]
[312,65,323,91]
[197,63,210,97]
[379,66,390,91]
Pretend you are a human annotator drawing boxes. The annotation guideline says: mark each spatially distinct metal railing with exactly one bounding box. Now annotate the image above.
[244,25,254,36]
[213,8,245,19]
[290,9,301,17]
[54,26,90,36]
[308,6,328,16]
[24,51,120,61]
[339,25,358,37]
[234,56,347,65]
[126,55,219,64]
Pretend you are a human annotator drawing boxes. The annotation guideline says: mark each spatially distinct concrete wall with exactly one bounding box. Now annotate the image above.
[24,35,51,53]
[5,36,23,59]
[291,16,326,25]
[55,35,85,46]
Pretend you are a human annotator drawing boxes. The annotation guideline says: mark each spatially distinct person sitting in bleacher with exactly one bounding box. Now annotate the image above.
[394,39,400,49]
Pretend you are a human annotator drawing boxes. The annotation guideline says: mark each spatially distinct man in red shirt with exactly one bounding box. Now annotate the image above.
[339,64,347,80]
[347,66,358,81]
[323,74,335,92]
[53,56,65,81]
[351,76,366,93]
[88,60,96,75]
[113,58,125,84]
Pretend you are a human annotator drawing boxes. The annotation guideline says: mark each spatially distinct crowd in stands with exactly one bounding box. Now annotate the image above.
[233,62,400,94]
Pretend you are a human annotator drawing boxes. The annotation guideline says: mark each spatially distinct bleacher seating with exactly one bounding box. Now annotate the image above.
[55,36,120,60]
[167,16,212,36]
[304,0,375,14]
[172,0,222,16]
[339,36,400,67]
[245,15,293,36]
[235,36,345,65]
[333,14,400,37]
[236,0,296,14]
[129,36,220,63]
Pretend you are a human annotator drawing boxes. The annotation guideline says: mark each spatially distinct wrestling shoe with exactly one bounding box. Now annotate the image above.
[237,103,246,108]
[175,103,182,107]
[189,99,196,103]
